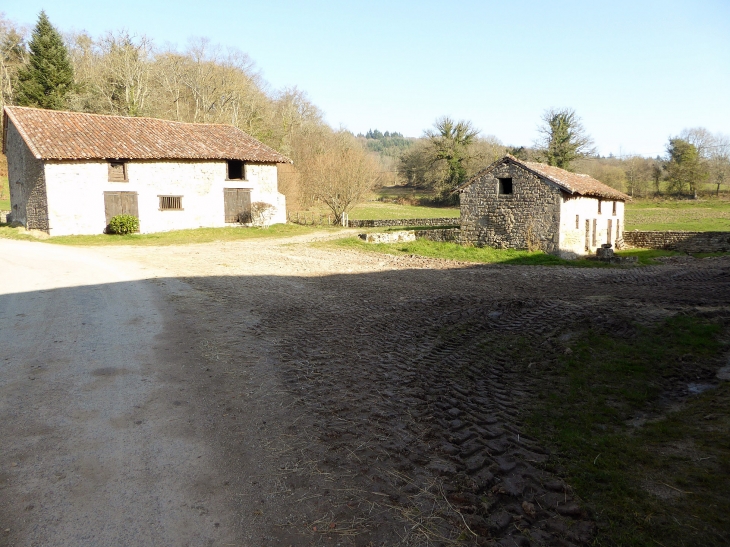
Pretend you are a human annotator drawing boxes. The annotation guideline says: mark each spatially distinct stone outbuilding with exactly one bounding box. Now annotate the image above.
[457,155,631,258]
[2,106,291,235]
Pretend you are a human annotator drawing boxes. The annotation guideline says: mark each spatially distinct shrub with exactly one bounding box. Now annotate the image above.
[107,214,139,235]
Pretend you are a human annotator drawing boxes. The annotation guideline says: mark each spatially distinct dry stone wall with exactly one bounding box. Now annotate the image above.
[415,228,462,243]
[624,231,730,253]
[348,217,458,228]
[459,161,562,252]
[6,121,49,231]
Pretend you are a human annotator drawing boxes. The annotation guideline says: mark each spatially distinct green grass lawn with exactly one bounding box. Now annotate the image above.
[327,236,608,266]
[625,198,730,231]
[294,201,459,222]
[0,223,322,246]
[0,176,9,210]
[516,315,730,546]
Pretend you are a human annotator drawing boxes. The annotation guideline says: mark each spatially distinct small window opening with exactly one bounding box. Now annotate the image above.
[576,214,580,229]
[612,201,617,216]
[159,195,183,211]
[108,161,128,182]
[227,160,245,180]
[597,199,602,214]
[498,177,513,195]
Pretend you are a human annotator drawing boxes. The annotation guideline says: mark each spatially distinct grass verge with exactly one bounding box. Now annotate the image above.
[0,223,325,246]
[325,236,607,267]
[515,315,729,546]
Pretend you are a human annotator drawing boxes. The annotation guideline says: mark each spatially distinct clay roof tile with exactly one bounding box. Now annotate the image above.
[3,106,291,164]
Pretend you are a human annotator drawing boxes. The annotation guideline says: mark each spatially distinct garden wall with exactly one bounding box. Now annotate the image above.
[624,231,730,253]
[348,217,458,228]
[415,228,462,243]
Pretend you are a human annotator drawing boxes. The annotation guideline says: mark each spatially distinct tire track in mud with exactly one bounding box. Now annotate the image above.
[181,252,730,546]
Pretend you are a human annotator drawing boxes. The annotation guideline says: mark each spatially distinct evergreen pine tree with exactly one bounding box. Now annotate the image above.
[15,11,74,110]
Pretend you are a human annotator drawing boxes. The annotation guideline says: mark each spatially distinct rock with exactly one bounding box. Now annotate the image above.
[358,231,416,244]
[717,366,730,380]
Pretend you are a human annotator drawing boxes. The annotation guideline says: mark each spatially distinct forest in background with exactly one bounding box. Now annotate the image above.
[1,11,729,219]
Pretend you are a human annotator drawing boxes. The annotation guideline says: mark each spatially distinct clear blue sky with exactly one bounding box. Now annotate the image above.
[4,0,729,157]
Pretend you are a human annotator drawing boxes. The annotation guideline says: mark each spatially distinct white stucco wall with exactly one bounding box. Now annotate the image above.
[43,160,286,236]
[558,195,625,259]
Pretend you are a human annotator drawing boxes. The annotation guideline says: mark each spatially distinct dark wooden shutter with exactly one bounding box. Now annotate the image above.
[108,162,127,182]
[224,188,251,223]
[607,219,613,245]
[104,191,139,224]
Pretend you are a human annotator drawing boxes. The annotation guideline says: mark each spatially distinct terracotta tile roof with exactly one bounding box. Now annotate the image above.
[3,106,291,163]
[458,155,631,201]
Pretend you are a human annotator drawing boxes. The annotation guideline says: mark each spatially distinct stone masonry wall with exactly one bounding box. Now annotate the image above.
[415,228,462,243]
[624,231,730,253]
[348,217,458,228]
[459,161,562,252]
[6,121,49,231]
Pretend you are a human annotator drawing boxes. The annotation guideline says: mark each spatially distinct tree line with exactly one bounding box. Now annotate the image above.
[2,12,728,223]
[0,11,379,223]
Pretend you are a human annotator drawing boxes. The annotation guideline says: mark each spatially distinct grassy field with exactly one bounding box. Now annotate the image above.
[327,237,608,266]
[0,223,321,246]
[625,199,730,231]
[1,176,9,211]
[515,315,730,546]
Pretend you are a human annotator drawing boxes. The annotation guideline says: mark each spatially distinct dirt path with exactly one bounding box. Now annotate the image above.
[0,240,250,546]
[2,233,729,546]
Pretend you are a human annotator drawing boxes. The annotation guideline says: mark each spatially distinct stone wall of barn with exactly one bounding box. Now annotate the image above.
[558,195,625,258]
[42,160,286,235]
[5,121,49,231]
[459,162,562,253]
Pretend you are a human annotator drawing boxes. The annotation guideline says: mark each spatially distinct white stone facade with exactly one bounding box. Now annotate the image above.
[31,158,285,236]
[557,196,625,259]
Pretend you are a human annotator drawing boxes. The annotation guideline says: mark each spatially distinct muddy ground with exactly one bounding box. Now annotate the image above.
[97,233,729,546]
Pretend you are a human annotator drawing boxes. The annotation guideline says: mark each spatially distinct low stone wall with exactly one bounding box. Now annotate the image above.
[348,217,458,228]
[358,231,416,244]
[415,228,462,243]
[624,231,730,253]
[0,211,10,224]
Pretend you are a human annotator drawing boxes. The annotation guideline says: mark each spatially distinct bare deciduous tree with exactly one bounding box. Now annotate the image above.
[295,130,380,224]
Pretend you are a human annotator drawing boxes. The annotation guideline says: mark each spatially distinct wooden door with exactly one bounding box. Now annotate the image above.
[224,188,251,223]
[607,219,613,245]
[104,191,139,224]
[585,219,590,251]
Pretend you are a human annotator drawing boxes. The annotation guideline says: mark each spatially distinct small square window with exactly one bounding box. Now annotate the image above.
[498,177,513,195]
[108,161,128,182]
[227,160,246,180]
[159,195,183,211]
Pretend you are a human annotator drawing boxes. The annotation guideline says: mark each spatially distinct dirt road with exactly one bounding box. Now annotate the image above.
[2,233,729,546]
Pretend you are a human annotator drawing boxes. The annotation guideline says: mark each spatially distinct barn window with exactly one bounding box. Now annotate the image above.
[498,177,513,195]
[576,215,579,229]
[108,161,128,182]
[159,195,183,211]
[612,201,617,216]
[227,160,246,180]
[597,199,602,214]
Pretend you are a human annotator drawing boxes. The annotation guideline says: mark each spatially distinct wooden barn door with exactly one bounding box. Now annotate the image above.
[607,219,613,245]
[224,188,251,223]
[104,191,139,224]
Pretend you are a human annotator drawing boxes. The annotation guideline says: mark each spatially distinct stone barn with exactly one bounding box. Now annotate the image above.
[2,106,291,236]
[457,155,630,258]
